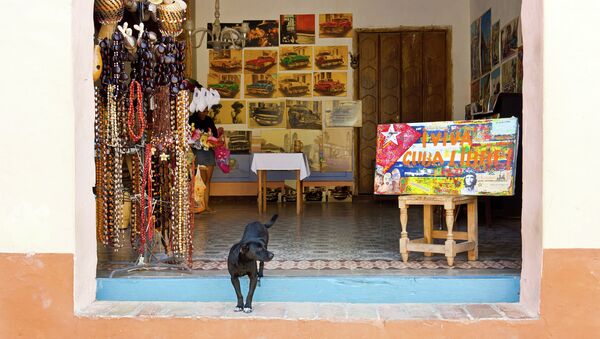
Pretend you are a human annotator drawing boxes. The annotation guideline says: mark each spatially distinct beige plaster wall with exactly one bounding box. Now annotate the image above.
[193,0,471,120]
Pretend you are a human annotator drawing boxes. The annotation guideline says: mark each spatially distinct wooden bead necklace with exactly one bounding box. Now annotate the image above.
[127,80,145,142]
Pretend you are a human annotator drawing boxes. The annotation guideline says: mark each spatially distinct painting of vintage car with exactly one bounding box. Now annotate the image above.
[287,102,322,130]
[226,131,251,153]
[325,100,362,127]
[280,52,310,69]
[314,79,345,96]
[246,79,275,97]
[315,51,344,69]
[208,80,240,98]
[319,14,353,38]
[248,101,286,128]
[244,55,277,73]
[209,50,242,73]
[278,76,310,96]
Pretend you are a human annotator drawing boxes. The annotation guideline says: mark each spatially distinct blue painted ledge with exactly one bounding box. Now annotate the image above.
[97,275,519,303]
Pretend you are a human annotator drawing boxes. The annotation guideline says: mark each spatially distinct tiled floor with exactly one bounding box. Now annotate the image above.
[97,197,521,277]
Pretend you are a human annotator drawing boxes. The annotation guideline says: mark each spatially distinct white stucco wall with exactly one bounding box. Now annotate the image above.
[543,0,600,248]
[194,0,471,120]
[0,0,76,253]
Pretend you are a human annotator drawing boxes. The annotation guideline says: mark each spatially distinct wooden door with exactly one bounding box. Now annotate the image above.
[357,30,448,194]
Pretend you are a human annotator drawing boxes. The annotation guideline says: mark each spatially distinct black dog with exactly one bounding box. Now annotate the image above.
[227,214,278,313]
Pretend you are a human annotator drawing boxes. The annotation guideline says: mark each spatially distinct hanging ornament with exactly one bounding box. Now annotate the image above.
[94,0,125,25]
[157,0,186,37]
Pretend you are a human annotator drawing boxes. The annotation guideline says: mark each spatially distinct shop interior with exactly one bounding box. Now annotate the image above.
[95,0,524,279]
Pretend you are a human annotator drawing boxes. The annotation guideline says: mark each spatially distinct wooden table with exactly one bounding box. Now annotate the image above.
[398,195,478,266]
[251,153,310,215]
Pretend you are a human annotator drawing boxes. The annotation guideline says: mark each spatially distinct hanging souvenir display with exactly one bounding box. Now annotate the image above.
[94,3,195,267]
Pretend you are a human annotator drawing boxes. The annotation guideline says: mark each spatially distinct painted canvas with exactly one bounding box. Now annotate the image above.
[501,17,520,60]
[480,73,491,108]
[286,100,322,130]
[491,67,501,96]
[314,45,348,70]
[207,73,241,99]
[470,17,481,80]
[226,131,252,154]
[502,57,517,93]
[244,49,278,74]
[207,23,242,49]
[517,46,524,92]
[313,72,347,97]
[471,80,480,104]
[244,73,279,98]
[280,14,315,45]
[323,100,362,127]
[322,128,353,172]
[209,50,242,73]
[247,99,286,129]
[244,20,279,47]
[215,100,247,126]
[319,13,353,38]
[492,21,500,67]
[277,73,312,97]
[290,129,323,171]
[279,45,313,71]
[374,118,519,196]
[480,9,492,74]
[254,130,288,153]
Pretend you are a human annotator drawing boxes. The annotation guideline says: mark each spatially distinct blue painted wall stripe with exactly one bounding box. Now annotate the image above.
[97,275,519,303]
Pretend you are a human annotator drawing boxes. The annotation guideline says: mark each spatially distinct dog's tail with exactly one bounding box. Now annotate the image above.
[264,214,278,228]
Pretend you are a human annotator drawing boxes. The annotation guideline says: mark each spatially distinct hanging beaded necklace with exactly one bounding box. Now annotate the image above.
[127,80,146,142]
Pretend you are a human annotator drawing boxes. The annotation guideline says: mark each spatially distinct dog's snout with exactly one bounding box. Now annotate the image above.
[267,252,274,260]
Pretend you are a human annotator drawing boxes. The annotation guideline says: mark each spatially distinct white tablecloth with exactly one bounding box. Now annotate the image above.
[250,153,311,180]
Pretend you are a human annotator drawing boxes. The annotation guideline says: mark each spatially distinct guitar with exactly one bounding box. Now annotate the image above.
[93,44,103,82]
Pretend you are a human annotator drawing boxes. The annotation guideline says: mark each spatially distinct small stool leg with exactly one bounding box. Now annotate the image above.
[468,199,479,261]
[444,205,457,266]
[257,170,263,213]
[423,205,433,257]
[262,171,267,213]
[399,206,409,262]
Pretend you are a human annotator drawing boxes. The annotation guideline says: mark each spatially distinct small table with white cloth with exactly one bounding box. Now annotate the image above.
[250,153,311,215]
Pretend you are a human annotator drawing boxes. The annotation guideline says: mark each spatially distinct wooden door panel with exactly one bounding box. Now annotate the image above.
[379,33,401,124]
[358,33,379,194]
[401,32,423,123]
[423,31,447,122]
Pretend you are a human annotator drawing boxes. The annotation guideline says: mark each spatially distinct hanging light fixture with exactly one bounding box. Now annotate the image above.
[184,0,249,50]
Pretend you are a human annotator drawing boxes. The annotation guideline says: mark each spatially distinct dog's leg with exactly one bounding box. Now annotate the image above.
[244,273,258,313]
[230,276,244,312]
[258,260,265,278]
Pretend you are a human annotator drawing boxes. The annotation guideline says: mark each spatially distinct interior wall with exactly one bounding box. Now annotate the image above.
[193,0,471,120]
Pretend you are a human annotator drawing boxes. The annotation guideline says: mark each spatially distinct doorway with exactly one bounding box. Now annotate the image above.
[356,29,452,194]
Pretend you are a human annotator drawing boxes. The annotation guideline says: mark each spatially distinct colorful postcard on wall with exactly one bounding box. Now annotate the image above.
[209,49,242,73]
[244,20,279,47]
[243,49,278,74]
[319,13,353,38]
[207,23,242,49]
[313,72,347,97]
[374,118,519,196]
[277,72,312,97]
[290,129,323,171]
[491,67,501,96]
[501,17,519,60]
[207,73,241,99]
[279,45,313,71]
[226,130,252,154]
[215,100,247,126]
[502,57,517,93]
[471,80,480,104]
[280,14,315,45]
[479,73,491,108]
[254,129,289,153]
[492,21,500,67]
[480,9,492,74]
[322,128,353,172]
[517,46,524,93]
[247,99,286,129]
[314,45,348,71]
[323,100,362,127]
[471,17,481,80]
[244,73,279,99]
[286,100,322,130]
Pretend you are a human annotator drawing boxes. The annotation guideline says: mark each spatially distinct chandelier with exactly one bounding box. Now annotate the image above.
[184,0,249,50]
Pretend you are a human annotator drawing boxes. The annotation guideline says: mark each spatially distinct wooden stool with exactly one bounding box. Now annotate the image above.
[398,195,478,266]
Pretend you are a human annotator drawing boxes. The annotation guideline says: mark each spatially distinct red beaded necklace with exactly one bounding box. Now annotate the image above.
[127,80,145,142]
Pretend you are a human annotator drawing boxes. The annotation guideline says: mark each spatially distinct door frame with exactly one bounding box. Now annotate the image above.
[352,26,454,195]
